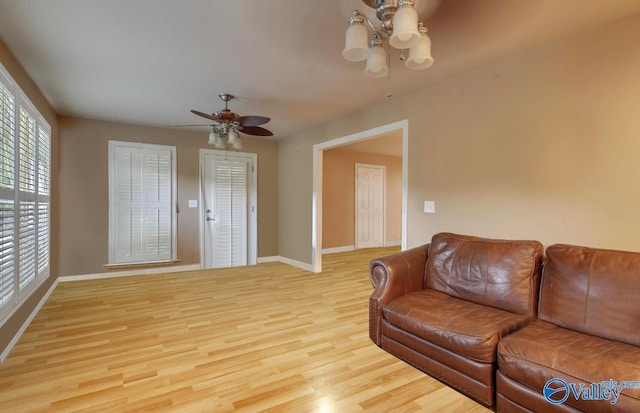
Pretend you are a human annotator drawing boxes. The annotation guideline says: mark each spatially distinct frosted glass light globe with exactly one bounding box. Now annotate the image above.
[389,3,421,49]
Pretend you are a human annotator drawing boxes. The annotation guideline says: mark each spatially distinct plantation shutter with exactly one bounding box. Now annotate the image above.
[0,82,15,309]
[109,142,175,264]
[18,202,36,289]
[37,127,50,275]
[0,83,14,190]
[115,148,144,261]
[0,201,14,307]
[0,63,51,325]
[213,159,248,267]
[18,108,36,291]
[143,151,171,258]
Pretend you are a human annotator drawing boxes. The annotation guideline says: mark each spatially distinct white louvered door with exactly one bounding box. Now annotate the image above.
[201,152,253,269]
[109,142,175,265]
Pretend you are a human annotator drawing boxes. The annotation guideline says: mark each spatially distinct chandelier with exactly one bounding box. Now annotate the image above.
[342,0,434,78]
[208,123,243,150]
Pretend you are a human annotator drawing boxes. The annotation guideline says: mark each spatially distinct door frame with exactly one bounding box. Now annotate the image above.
[198,149,258,268]
[312,119,408,273]
[354,163,386,249]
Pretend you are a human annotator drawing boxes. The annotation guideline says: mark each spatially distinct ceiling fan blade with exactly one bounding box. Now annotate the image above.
[168,124,211,127]
[236,115,270,127]
[191,109,221,122]
[240,126,273,136]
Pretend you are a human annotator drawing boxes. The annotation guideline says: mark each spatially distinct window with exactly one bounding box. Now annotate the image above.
[0,64,50,325]
[108,141,177,265]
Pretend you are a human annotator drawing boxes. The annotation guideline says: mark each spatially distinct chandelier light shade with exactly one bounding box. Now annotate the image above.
[389,0,421,49]
[405,23,434,70]
[341,0,436,77]
[213,132,226,149]
[364,35,388,78]
[342,11,370,62]
[227,129,242,150]
[208,128,218,145]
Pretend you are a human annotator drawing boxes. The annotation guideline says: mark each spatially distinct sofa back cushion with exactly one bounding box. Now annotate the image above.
[425,233,543,316]
[539,244,640,346]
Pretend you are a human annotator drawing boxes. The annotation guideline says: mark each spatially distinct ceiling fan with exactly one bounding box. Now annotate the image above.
[191,93,273,150]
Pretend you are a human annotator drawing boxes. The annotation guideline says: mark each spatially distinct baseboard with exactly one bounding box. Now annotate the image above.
[58,264,201,282]
[321,245,355,254]
[321,243,399,254]
[277,256,314,272]
[59,257,318,281]
[257,256,313,272]
[1,279,59,363]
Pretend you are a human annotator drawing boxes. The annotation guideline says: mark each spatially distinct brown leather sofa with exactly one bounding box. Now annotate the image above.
[497,244,640,412]
[369,232,544,407]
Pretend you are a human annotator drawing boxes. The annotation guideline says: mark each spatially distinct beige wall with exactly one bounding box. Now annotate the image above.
[322,148,402,249]
[58,117,279,276]
[0,39,59,355]
[280,13,640,264]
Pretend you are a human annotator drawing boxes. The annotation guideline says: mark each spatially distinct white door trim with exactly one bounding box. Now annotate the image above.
[312,119,409,273]
[198,149,258,268]
[355,163,386,249]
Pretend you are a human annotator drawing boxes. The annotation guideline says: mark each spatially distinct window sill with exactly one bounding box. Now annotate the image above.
[104,259,181,271]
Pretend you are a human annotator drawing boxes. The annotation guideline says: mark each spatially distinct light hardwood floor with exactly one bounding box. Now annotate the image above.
[0,248,490,412]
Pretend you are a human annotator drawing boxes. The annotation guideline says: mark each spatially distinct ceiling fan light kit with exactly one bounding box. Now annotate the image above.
[364,34,388,78]
[389,0,421,49]
[405,23,433,69]
[192,93,272,150]
[342,0,434,77]
[227,129,242,150]
[342,12,370,62]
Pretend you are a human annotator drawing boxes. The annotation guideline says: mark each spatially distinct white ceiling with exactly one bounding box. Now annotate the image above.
[1,0,640,139]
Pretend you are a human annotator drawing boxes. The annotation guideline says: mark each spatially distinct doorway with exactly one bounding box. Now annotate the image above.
[199,149,257,268]
[312,119,408,273]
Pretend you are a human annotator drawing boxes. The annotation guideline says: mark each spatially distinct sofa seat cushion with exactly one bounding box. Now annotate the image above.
[498,319,640,405]
[382,289,530,363]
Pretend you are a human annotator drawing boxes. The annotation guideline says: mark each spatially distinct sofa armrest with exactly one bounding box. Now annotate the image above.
[369,244,429,345]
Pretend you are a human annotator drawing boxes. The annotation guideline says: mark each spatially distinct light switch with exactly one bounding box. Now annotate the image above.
[188,200,198,208]
[424,201,435,213]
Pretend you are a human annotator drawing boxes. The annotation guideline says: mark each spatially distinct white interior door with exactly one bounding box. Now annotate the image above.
[200,150,256,268]
[355,164,385,249]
